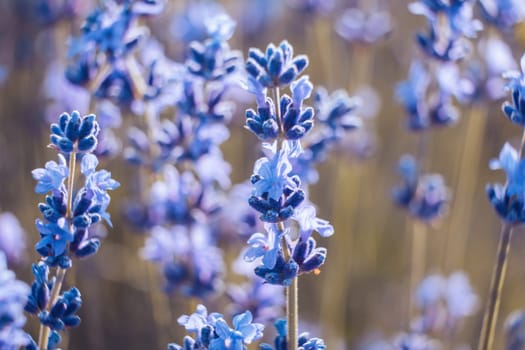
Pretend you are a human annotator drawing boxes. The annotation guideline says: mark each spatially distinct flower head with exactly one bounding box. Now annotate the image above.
[487,143,525,223]
[246,40,308,89]
[32,155,68,194]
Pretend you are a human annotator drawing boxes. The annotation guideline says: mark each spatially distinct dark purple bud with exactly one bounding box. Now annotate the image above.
[65,111,81,142]
[78,135,97,152]
[278,66,297,86]
[58,138,74,153]
[293,55,308,74]
[75,239,100,258]
[50,123,63,136]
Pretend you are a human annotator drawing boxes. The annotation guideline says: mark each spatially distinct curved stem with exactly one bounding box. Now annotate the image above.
[477,222,513,350]
[38,266,67,349]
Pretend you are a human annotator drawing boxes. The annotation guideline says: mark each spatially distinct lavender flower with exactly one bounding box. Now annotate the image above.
[392,155,450,222]
[502,55,525,126]
[335,8,393,45]
[169,305,264,350]
[392,332,440,350]
[249,142,306,223]
[226,275,285,323]
[28,111,119,349]
[477,37,518,101]
[409,0,482,61]
[259,319,326,350]
[0,212,26,264]
[0,252,31,349]
[141,224,224,298]
[246,40,308,89]
[479,0,525,31]
[413,271,478,333]
[285,0,335,16]
[486,143,525,223]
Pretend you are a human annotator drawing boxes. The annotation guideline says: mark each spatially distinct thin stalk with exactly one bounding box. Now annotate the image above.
[477,222,513,350]
[278,221,298,350]
[273,87,282,134]
[66,152,77,218]
[287,276,299,350]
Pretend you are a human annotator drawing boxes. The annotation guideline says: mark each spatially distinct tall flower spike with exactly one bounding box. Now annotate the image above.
[30,111,119,349]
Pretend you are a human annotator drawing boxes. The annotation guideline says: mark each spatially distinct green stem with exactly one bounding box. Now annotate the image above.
[477,222,513,350]
[38,152,76,349]
[287,276,299,350]
[273,87,282,134]
[278,221,298,350]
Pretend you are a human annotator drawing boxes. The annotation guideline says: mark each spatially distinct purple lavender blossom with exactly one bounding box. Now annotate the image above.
[226,276,285,323]
[0,213,26,264]
[141,224,224,298]
[477,37,518,101]
[0,252,31,349]
[409,0,482,61]
[285,0,335,16]
[479,0,525,31]
[392,155,450,222]
[392,332,440,350]
[335,8,393,45]
[169,305,264,350]
[487,143,525,223]
[413,271,478,333]
[170,2,228,44]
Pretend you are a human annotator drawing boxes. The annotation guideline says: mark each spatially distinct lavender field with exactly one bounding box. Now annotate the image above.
[1,1,525,349]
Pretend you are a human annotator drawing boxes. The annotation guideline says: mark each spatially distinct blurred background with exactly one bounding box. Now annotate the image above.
[1,0,525,349]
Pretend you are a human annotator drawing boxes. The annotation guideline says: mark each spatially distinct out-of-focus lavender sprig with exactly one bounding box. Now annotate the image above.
[478,0,525,32]
[0,252,31,349]
[465,37,519,103]
[28,110,119,349]
[335,7,393,46]
[391,332,441,350]
[65,0,165,105]
[226,251,285,324]
[285,0,335,17]
[141,224,224,298]
[121,13,244,305]
[0,212,27,265]
[392,155,449,222]
[170,1,229,46]
[409,0,482,62]
[15,0,88,26]
[396,60,475,131]
[412,271,478,335]
[167,304,264,350]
